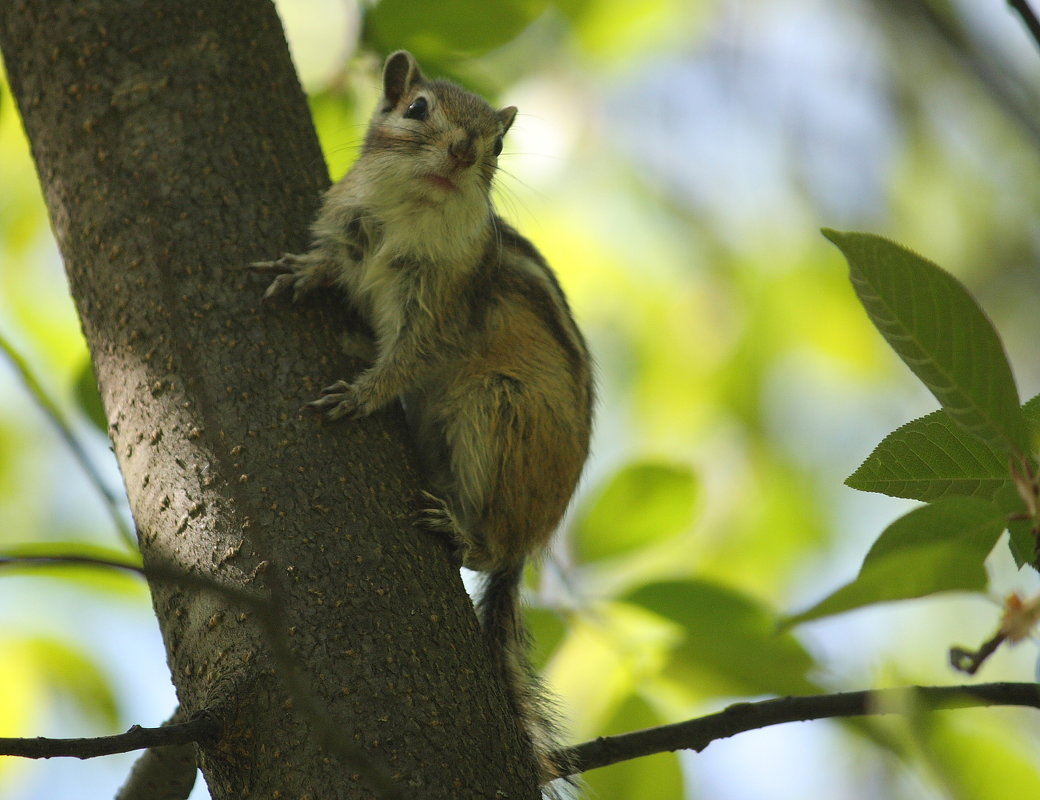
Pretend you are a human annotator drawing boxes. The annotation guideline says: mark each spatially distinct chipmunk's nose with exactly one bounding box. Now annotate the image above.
[448,131,478,167]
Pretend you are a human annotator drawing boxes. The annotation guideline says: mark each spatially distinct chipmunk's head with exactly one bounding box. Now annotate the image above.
[363,51,517,210]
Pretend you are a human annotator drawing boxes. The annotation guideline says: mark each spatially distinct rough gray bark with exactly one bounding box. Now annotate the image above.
[0,1,541,797]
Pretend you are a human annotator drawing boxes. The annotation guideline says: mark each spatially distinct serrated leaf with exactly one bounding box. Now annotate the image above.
[783,497,1005,628]
[573,462,698,563]
[846,408,1009,501]
[823,230,1027,457]
[1025,392,1040,456]
[846,394,1040,504]
[993,482,1034,569]
[1010,394,1040,568]
[626,580,818,696]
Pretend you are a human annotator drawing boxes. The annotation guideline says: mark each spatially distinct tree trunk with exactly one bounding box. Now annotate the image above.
[0,1,541,797]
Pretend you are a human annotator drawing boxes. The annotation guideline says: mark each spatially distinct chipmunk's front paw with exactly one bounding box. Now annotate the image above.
[252,254,328,302]
[261,270,302,301]
[306,379,372,420]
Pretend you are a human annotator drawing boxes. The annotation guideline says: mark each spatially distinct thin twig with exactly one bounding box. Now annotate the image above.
[0,715,219,760]
[1010,0,1040,53]
[950,631,1009,675]
[0,554,145,575]
[896,0,1040,149]
[562,682,1040,775]
[0,334,135,549]
[0,551,271,607]
[115,706,198,800]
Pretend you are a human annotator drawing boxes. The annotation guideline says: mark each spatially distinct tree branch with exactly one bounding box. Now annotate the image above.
[949,631,1008,675]
[562,682,1040,775]
[116,707,198,800]
[883,0,1040,149]
[1009,0,1040,53]
[0,553,145,575]
[0,716,219,760]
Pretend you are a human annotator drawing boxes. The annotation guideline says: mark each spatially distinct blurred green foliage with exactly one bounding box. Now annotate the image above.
[574,461,699,563]
[2,1,1040,798]
[365,0,550,62]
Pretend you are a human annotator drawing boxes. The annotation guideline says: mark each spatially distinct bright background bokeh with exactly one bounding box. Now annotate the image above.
[2,1,1040,798]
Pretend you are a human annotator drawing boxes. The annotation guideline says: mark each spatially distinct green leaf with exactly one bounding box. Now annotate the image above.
[993,481,1034,569]
[1012,394,1040,568]
[73,356,107,432]
[1025,392,1040,456]
[573,462,698,563]
[783,497,1005,628]
[846,408,1009,501]
[845,393,1040,502]
[823,230,1027,457]
[364,0,548,60]
[626,580,818,696]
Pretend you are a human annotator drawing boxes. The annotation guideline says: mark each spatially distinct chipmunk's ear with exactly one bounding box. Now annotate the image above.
[498,106,518,135]
[382,50,424,109]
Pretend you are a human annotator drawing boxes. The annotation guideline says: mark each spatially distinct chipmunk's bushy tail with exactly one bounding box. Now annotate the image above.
[478,563,574,798]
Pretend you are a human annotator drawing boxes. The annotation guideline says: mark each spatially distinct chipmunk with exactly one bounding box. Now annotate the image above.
[254,51,593,788]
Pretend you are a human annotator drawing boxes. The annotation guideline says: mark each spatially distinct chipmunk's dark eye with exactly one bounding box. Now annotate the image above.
[492,136,504,157]
[404,97,429,121]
